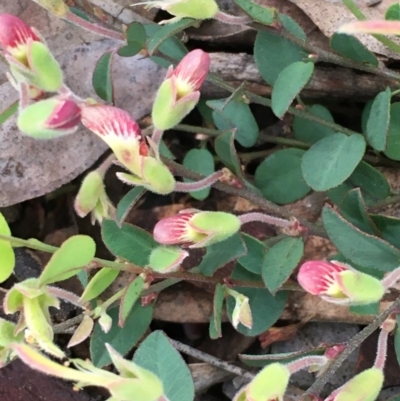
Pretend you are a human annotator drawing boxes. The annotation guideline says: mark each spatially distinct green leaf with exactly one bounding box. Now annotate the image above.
[255,148,311,204]
[39,235,96,285]
[209,283,225,339]
[116,187,146,225]
[301,133,366,191]
[271,61,314,118]
[119,275,145,327]
[254,30,305,85]
[118,22,147,57]
[148,19,197,56]
[238,234,265,275]
[279,14,307,40]
[144,24,187,60]
[118,43,143,57]
[386,3,400,20]
[371,214,400,249]
[0,101,18,126]
[327,161,390,205]
[208,98,259,147]
[262,237,304,294]
[214,131,245,180]
[0,213,15,283]
[293,104,335,144]
[80,267,120,302]
[126,21,147,45]
[91,303,153,367]
[339,188,379,235]
[183,149,215,200]
[92,51,114,103]
[198,233,247,276]
[102,220,157,266]
[232,0,275,25]
[384,103,400,160]
[322,206,400,272]
[330,33,378,66]
[364,88,391,151]
[227,265,288,336]
[134,331,195,401]
[350,302,379,316]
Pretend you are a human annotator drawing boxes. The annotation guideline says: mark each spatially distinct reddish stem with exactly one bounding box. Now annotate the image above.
[174,170,224,192]
[239,212,293,228]
[64,11,125,41]
[286,356,328,374]
[374,329,389,370]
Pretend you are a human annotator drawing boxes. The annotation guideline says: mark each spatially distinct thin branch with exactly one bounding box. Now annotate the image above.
[162,158,328,238]
[248,21,400,82]
[301,295,400,399]
[167,337,255,380]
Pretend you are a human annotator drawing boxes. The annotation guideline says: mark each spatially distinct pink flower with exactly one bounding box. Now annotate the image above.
[0,14,40,61]
[81,105,143,171]
[297,260,385,305]
[170,49,211,98]
[153,210,241,248]
[298,260,348,297]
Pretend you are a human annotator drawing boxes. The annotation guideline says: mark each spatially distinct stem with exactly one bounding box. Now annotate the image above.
[174,170,224,192]
[286,356,328,374]
[151,129,164,148]
[162,157,328,239]
[0,234,303,290]
[239,212,293,229]
[63,11,125,41]
[249,21,400,81]
[47,286,84,308]
[18,82,30,111]
[301,295,400,400]
[167,337,255,380]
[214,11,252,25]
[368,194,400,212]
[382,266,400,290]
[97,153,116,177]
[374,328,389,370]
[342,0,400,54]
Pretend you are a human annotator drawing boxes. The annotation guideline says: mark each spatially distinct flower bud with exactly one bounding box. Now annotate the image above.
[152,49,210,130]
[3,278,64,358]
[148,245,188,273]
[227,289,252,329]
[0,14,63,92]
[74,170,115,225]
[18,98,81,139]
[139,0,219,24]
[153,210,241,248]
[297,260,385,305]
[236,363,290,401]
[325,367,384,401]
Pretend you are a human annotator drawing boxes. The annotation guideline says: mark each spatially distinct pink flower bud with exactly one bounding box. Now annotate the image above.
[0,14,63,92]
[298,260,385,305]
[153,210,241,248]
[18,98,81,139]
[0,14,40,60]
[170,49,211,98]
[81,105,143,173]
[152,49,210,130]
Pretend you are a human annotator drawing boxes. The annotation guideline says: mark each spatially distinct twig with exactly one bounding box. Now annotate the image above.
[162,158,328,238]
[54,315,84,334]
[301,295,400,399]
[167,337,255,380]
